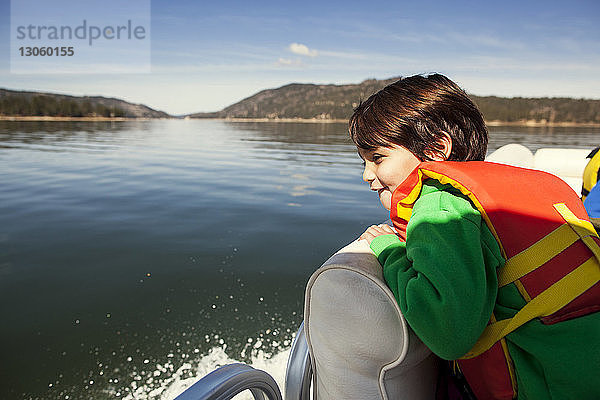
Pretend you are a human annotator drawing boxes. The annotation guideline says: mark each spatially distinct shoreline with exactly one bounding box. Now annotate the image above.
[0,116,166,122]
[207,117,348,123]
[1,115,599,127]
[197,117,600,127]
[485,120,600,128]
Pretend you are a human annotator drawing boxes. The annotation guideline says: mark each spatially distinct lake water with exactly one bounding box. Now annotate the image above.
[1,120,599,399]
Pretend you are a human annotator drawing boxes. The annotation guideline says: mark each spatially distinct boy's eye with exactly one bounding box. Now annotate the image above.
[372,153,384,163]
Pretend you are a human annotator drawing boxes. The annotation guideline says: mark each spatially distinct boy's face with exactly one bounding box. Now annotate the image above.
[358,145,421,211]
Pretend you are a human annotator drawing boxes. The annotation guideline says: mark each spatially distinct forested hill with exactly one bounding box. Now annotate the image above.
[0,88,170,118]
[189,78,600,124]
[189,79,397,120]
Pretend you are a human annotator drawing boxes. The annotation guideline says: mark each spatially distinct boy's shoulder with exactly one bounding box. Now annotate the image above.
[415,179,480,220]
[419,179,470,201]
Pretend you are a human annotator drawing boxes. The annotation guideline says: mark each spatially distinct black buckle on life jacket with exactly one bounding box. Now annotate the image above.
[435,361,477,400]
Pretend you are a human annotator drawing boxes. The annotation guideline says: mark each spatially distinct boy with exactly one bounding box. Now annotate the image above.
[352,74,600,399]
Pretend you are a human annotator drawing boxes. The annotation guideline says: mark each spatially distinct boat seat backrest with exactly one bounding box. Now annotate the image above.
[304,239,439,400]
[485,144,588,193]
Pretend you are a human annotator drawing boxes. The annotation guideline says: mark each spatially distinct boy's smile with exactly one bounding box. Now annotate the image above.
[358,145,421,211]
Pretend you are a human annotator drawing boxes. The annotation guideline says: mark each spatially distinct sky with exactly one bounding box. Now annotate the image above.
[0,0,599,115]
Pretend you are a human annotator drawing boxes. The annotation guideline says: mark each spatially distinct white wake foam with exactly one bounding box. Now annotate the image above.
[118,345,291,400]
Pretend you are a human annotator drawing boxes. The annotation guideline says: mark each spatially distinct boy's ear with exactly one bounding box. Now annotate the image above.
[427,133,452,161]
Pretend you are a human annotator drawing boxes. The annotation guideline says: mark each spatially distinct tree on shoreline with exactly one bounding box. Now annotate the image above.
[0,95,125,117]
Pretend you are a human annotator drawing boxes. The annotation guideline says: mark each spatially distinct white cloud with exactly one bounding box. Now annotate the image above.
[275,57,304,67]
[289,43,318,57]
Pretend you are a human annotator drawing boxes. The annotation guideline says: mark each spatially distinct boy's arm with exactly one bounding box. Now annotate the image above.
[369,190,501,360]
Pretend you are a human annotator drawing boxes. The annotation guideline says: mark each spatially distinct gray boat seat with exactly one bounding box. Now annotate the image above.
[304,239,440,400]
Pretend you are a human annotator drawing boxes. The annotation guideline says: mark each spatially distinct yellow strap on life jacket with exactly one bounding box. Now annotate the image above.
[461,203,600,359]
[554,203,600,261]
[498,205,598,287]
[462,257,600,359]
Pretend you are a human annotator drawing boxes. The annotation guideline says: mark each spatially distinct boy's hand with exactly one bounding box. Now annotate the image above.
[359,224,397,244]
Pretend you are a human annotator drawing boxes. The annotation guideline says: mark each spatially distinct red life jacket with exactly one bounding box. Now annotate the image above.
[390,161,600,400]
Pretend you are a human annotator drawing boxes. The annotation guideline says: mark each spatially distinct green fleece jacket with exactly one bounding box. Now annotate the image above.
[370,180,600,400]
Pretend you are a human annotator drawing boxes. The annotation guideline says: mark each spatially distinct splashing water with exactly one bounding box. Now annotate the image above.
[156,346,291,400]
[102,335,294,400]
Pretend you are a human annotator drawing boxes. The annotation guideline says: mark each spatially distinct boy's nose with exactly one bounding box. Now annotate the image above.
[363,165,376,183]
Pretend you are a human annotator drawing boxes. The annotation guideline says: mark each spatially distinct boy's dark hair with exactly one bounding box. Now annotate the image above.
[349,74,488,161]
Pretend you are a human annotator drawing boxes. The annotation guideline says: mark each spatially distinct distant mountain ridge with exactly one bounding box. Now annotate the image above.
[189,78,600,125]
[0,88,170,118]
[3,80,599,124]
[188,79,397,120]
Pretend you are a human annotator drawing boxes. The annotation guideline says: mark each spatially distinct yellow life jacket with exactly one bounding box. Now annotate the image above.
[582,146,600,201]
